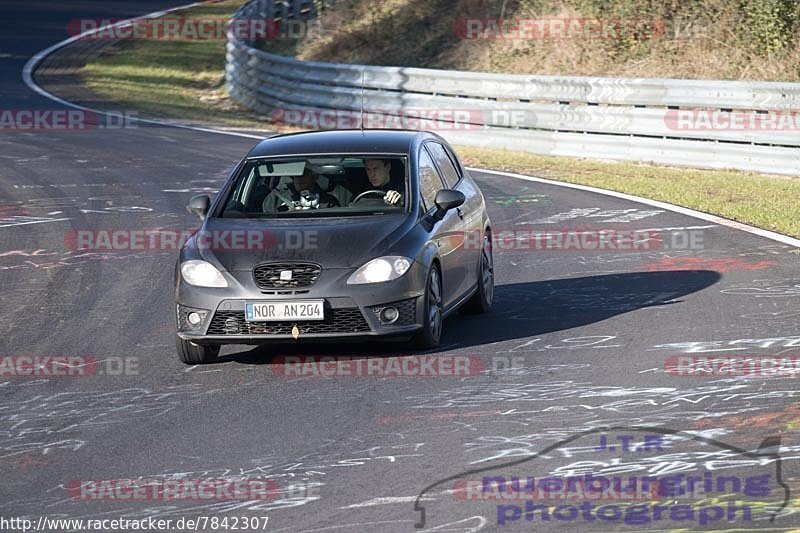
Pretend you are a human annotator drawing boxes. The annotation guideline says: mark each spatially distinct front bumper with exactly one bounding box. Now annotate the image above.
[175,263,426,344]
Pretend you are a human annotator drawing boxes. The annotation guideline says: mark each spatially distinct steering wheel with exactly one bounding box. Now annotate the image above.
[350,189,387,204]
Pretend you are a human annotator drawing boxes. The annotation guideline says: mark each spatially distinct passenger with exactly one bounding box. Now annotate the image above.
[262,167,339,212]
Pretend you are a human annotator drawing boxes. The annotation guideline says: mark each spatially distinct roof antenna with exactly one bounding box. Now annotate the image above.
[360,69,365,134]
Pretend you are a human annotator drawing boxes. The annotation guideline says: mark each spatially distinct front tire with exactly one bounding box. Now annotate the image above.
[413,264,443,349]
[461,232,494,314]
[176,336,220,364]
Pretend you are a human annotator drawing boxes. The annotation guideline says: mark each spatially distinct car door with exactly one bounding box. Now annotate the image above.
[418,145,467,309]
[425,141,484,299]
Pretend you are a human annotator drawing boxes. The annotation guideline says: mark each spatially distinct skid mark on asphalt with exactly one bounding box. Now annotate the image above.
[0,249,169,272]
[721,279,800,298]
[0,388,218,459]
[644,256,779,272]
[0,215,70,228]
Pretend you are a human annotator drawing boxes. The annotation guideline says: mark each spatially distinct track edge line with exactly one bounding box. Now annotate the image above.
[468,167,800,248]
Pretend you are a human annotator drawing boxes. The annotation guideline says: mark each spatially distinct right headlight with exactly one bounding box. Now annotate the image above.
[347,256,412,284]
[180,260,228,288]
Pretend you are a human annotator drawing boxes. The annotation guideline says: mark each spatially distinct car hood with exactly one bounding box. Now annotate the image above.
[196,215,410,271]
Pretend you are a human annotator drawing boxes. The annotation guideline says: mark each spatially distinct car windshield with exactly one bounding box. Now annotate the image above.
[218,155,408,218]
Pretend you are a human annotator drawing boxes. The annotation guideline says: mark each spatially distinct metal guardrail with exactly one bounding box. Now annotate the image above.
[226,0,800,175]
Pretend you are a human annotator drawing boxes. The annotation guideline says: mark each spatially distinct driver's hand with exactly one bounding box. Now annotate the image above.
[383,190,401,205]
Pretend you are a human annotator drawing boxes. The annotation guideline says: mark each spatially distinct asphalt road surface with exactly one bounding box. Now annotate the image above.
[1,2,799,532]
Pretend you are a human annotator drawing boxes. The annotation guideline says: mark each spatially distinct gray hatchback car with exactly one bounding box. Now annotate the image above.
[175,130,493,364]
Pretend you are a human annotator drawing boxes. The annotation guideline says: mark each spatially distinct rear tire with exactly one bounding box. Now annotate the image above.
[461,231,494,314]
[176,336,220,364]
[413,265,443,349]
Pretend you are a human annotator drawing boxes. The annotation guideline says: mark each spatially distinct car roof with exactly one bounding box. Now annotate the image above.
[246,129,443,158]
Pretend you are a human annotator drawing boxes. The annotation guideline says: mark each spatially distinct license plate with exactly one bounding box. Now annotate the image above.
[245,300,324,322]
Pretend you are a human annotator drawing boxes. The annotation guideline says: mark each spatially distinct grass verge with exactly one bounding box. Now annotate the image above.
[78,1,800,238]
[81,0,269,129]
[457,147,800,238]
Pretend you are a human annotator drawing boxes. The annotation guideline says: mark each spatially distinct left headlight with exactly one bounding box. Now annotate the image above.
[180,260,228,288]
[347,256,412,284]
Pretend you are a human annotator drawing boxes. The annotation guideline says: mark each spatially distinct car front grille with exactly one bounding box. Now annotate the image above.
[253,262,321,290]
[207,308,370,336]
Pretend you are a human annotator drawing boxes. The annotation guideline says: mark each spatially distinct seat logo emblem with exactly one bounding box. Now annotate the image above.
[280,270,293,280]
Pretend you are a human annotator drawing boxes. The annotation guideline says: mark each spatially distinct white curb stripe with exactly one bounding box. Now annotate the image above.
[469,167,800,248]
[21,1,263,140]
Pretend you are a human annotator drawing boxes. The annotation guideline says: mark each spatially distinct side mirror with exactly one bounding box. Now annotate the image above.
[433,189,465,219]
[187,195,210,220]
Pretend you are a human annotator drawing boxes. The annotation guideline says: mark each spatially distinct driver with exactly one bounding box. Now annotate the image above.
[262,167,340,213]
[362,159,403,206]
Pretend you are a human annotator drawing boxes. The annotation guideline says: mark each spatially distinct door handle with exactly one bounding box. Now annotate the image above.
[456,207,464,219]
